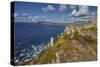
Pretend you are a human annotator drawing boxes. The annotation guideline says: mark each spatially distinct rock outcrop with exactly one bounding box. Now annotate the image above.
[18,18,97,65]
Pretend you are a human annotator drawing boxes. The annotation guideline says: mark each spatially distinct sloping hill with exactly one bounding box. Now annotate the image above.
[18,18,97,65]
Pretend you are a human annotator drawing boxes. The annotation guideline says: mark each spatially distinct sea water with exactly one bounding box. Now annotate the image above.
[14,22,65,64]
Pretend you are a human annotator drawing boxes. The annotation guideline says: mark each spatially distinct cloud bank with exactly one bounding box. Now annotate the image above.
[41,5,56,12]
[70,6,90,17]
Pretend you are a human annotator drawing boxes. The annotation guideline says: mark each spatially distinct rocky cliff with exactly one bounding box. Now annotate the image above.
[18,18,97,65]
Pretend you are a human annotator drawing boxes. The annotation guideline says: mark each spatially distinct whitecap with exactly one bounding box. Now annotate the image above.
[33,46,37,51]
[26,53,30,57]
[31,45,34,48]
[15,59,19,63]
[20,53,24,57]
[24,58,31,62]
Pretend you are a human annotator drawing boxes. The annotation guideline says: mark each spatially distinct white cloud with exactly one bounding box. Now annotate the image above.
[78,6,89,16]
[70,6,90,17]
[14,13,40,22]
[59,4,67,12]
[41,5,56,12]
[31,16,40,22]
[68,6,96,22]
[71,9,77,16]
[31,18,38,22]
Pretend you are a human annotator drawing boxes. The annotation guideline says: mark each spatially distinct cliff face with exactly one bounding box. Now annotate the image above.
[19,19,97,65]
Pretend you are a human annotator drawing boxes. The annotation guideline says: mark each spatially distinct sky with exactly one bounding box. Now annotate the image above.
[13,1,97,23]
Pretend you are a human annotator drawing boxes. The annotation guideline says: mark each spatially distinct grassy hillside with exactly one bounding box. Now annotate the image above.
[18,19,97,65]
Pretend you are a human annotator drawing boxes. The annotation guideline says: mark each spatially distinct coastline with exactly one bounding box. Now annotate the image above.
[17,18,97,65]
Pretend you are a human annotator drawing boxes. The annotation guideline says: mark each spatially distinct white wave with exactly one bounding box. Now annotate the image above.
[15,59,19,63]
[20,53,24,57]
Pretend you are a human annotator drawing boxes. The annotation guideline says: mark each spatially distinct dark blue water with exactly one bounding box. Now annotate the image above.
[14,22,65,63]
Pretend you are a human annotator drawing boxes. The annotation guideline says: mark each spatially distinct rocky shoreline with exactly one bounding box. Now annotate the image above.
[17,18,97,65]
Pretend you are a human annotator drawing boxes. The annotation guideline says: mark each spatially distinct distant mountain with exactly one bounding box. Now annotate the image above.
[37,21,53,24]
[37,20,67,25]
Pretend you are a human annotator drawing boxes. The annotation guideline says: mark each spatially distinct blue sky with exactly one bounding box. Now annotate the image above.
[13,1,97,23]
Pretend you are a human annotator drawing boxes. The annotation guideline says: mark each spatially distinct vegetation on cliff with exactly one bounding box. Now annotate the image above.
[18,19,97,65]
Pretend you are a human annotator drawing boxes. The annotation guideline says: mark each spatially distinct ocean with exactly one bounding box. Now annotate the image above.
[14,22,65,64]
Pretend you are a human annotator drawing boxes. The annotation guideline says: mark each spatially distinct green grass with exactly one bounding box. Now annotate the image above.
[18,19,97,65]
